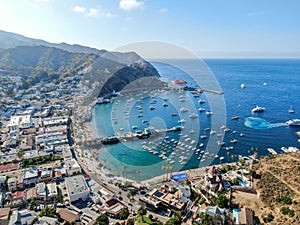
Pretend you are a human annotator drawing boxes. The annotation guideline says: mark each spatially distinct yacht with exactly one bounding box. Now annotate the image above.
[149,106,156,110]
[251,106,265,113]
[240,83,246,88]
[150,99,157,104]
[286,119,300,126]
[206,111,213,116]
[198,108,205,112]
[189,113,198,118]
[231,116,239,120]
[178,119,186,123]
[230,139,238,143]
[171,113,178,117]
[288,106,295,113]
[198,99,206,104]
[163,102,168,107]
[180,107,188,112]
[210,130,216,135]
[217,141,225,146]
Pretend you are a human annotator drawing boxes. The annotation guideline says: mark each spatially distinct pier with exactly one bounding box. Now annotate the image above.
[83,126,182,147]
[183,86,224,95]
[267,148,277,155]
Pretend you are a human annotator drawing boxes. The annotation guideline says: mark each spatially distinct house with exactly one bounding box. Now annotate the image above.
[3,191,25,208]
[64,158,81,176]
[47,182,58,201]
[25,187,36,203]
[98,198,128,218]
[204,166,223,191]
[7,115,33,131]
[7,177,17,192]
[172,79,187,85]
[36,182,47,200]
[0,207,11,221]
[0,176,7,191]
[8,209,35,225]
[146,185,189,213]
[35,216,59,225]
[57,209,79,223]
[235,207,254,225]
[65,175,90,202]
[23,167,39,187]
[39,168,53,182]
[204,206,225,223]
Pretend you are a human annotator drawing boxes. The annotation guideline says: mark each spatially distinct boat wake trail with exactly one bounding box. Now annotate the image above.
[244,117,287,130]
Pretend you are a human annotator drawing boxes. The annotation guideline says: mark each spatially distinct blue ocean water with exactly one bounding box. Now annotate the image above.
[93,59,300,181]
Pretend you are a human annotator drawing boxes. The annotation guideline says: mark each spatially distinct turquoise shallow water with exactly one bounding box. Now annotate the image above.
[93,59,300,181]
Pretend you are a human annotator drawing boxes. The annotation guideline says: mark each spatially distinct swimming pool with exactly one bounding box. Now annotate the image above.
[233,208,239,224]
[237,178,247,186]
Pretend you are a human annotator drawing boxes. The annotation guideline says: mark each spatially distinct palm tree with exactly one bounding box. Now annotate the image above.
[138,206,147,222]
[169,165,174,180]
[227,151,230,162]
[121,165,127,178]
[161,165,167,182]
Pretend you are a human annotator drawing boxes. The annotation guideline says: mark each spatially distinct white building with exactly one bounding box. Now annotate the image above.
[23,168,39,186]
[7,115,33,131]
[36,182,47,200]
[65,175,90,202]
[36,132,68,146]
[47,182,58,200]
[64,158,81,176]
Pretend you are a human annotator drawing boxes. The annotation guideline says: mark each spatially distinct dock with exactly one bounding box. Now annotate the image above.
[83,126,182,147]
[183,86,224,95]
[267,148,277,155]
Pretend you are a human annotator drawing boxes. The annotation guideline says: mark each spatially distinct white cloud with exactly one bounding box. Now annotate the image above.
[160,8,168,14]
[119,0,144,11]
[73,5,87,13]
[104,12,115,18]
[87,8,99,17]
[73,5,115,18]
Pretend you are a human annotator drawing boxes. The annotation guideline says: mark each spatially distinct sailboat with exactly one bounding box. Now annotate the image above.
[288,105,295,113]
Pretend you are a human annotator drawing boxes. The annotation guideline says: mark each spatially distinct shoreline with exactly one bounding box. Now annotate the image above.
[77,113,242,185]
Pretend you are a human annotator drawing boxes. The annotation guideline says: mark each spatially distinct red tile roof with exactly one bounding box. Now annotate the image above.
[173,79,187,84]
[0,163,19,172]
[14,191,24,198]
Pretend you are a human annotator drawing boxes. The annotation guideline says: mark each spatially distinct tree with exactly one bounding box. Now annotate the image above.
[217,194,228,208]
[138,206,147,222]
[39,206,57,218]
[17,149,24,159]
[96,214,109,225]
[126,218,135,225]
[29,197,37,210]
[119,208,129,220]
[166,213,182,225]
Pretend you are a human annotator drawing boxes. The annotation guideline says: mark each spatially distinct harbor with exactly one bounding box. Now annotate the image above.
[91,60,300,181]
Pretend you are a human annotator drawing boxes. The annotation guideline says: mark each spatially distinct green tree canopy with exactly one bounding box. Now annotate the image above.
[39,206,57,218]
[96,214,109,225]
[217,194,228,208]
[119,208,129,220]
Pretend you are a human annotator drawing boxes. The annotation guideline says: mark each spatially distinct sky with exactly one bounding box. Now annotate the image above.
[0,0,300,58]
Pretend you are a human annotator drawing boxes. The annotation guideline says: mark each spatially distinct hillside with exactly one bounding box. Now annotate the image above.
[0,30,161,94]
[0,45,98,87]
[249,152,300,224]
[0,30,106,55]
